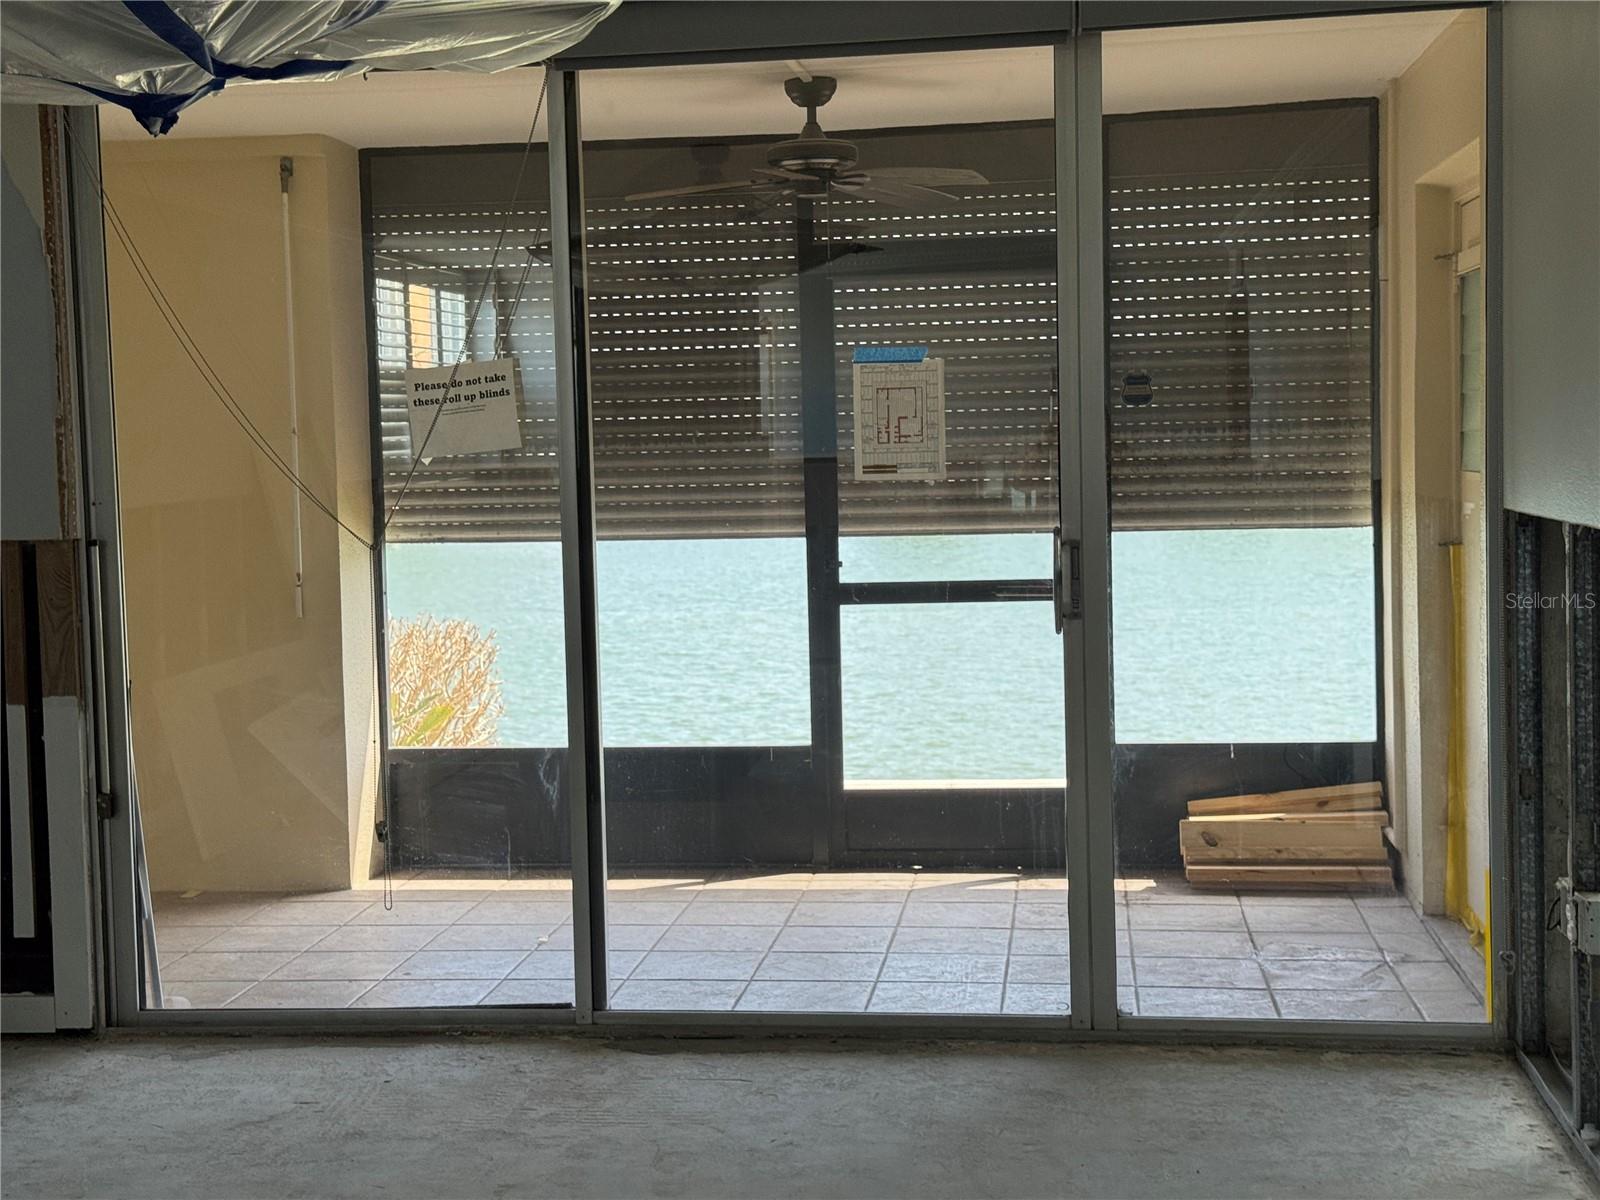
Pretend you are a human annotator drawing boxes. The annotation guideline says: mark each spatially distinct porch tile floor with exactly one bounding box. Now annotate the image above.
[151,870,1487,1021]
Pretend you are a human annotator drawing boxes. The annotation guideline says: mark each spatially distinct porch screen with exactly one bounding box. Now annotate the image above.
[364,101,1374,542]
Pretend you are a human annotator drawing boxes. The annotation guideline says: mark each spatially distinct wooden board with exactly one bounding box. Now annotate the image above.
[1185,863,1395,889]
[1191,810,1387,825]
[1186,781,1383,818]
[1179,814,1388,863]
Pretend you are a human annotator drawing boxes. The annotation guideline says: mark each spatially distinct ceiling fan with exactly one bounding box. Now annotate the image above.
[625,74,990,209]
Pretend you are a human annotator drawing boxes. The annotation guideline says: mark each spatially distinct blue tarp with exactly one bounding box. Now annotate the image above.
[1,0,617,134]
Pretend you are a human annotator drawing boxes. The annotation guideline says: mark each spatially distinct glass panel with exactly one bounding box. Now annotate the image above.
[840,533,1051,583]
[104,99,574,1010]
[585,46,1066,1018]
[1103,10,1490,1025]
[1459,268,1485,474]
[841,603,1064,782]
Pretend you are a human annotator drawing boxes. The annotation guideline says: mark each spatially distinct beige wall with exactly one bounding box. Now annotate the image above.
[104,135,375,892]
[1380,10,1486,918]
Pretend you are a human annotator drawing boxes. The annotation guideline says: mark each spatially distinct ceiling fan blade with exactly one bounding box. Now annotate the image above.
[625,177,774,202]
[839,179,959,209]
[868,166,990,187]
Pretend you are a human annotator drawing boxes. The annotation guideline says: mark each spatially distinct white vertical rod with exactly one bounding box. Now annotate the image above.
[280,156,304,618]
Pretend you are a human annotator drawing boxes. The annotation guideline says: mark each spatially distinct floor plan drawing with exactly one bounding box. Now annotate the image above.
[853,358,946,480]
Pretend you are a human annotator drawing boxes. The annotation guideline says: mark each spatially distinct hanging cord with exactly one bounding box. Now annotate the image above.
[66,70,549,909]
[62,121,375,551]
[380,71,548,533]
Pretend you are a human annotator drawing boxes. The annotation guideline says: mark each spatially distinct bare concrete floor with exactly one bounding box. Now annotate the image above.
[2,1035,1594,1200]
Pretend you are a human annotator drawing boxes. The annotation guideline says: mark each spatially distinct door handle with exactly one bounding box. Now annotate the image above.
[1053,526,1081,633]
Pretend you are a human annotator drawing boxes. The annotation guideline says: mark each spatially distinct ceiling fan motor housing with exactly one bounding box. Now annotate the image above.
[769,74,858,188]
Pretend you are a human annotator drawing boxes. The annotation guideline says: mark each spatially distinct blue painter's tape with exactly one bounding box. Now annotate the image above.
[852,345,928,364]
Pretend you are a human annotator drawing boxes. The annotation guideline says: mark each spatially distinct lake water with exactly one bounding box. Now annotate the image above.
[385,528,1377,779]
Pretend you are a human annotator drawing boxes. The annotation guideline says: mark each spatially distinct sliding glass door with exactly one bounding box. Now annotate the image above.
[574,43,1080,1018]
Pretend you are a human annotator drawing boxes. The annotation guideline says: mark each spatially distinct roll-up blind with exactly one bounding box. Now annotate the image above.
[365,101,1375,542]
[1105,101,1377,530]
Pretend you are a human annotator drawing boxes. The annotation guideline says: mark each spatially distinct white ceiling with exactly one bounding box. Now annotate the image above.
[98,10,1460,146]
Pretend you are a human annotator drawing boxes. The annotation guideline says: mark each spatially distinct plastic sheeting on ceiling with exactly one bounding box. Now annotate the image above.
[0,0,618,135]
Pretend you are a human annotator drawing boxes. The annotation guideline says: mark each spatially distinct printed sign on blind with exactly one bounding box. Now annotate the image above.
[404,357,523,460]
[852,357,946,480]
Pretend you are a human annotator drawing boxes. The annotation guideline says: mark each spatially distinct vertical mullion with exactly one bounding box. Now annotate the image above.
[549,68,607,1019]
[797,200,842,866]
[1072,33,1119,1032]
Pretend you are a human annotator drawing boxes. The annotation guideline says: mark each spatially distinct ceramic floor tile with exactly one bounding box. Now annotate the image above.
[1239,894,1359,910]
[162,951,294,982]
[1128,930,1254,958]
[600,924,668,951]
[182,925,335,953]
[898,901,1013,928]
[1373,931,1448,962]
[669,901,794,926]
[1272,989,1421,1022]
[268,951,410,980]
[351,979,498,1008]
[155,898,275,926]
[1005,955,1070,985]
[311,925,447,952]
[150,926,223,953]
[422,924,561,952]
[654,924,779,953]
[609,979,744,1011]
[1250,931,1383,961]
[686,888,805,904]
[507,949,641,980]
[390,950,527,980]
[1409,988,1488,1022]
[909,879,1018,901]
[1357,907,1431,936]
[867,981,1003,1014]
[1136,987,1277,1019]
[457,901,571,926]
[805,875,912,892]
[242,902,373,926]
[1260,958,1402,991]
[225,980,373,1008]
[1122,877,1239,905]
[1126,904,1246,932]
[160,981,252,1009]
[879,953,1006,983]
[735,980,872,1012]
[789,889,910,905]
[1242,904,1368,933]
[1001,984,1071,1015]
[771,925,894,953]
[1011,903,1069,929]
[631,951,763,980]
[789,901,904,926]
[1134,956,1268,990]
[506,950,576,979]
[1391,960,1474,992]
[888,926,1010,955]
[348,901,480,926]
[755,952,885,982]
[599,901,693,924]
[1007,929,1069,955]
[480,979,576,1006]
[377,888,500,903]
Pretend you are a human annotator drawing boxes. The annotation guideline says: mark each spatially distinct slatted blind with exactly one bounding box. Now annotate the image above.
[1105,102,1377,530]
[365,102,1375,542]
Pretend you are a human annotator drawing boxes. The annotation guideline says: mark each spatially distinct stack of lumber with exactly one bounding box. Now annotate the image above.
[1179,782,1394,889]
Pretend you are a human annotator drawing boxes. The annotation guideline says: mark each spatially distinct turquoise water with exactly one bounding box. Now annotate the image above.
[385,529,1377,778]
